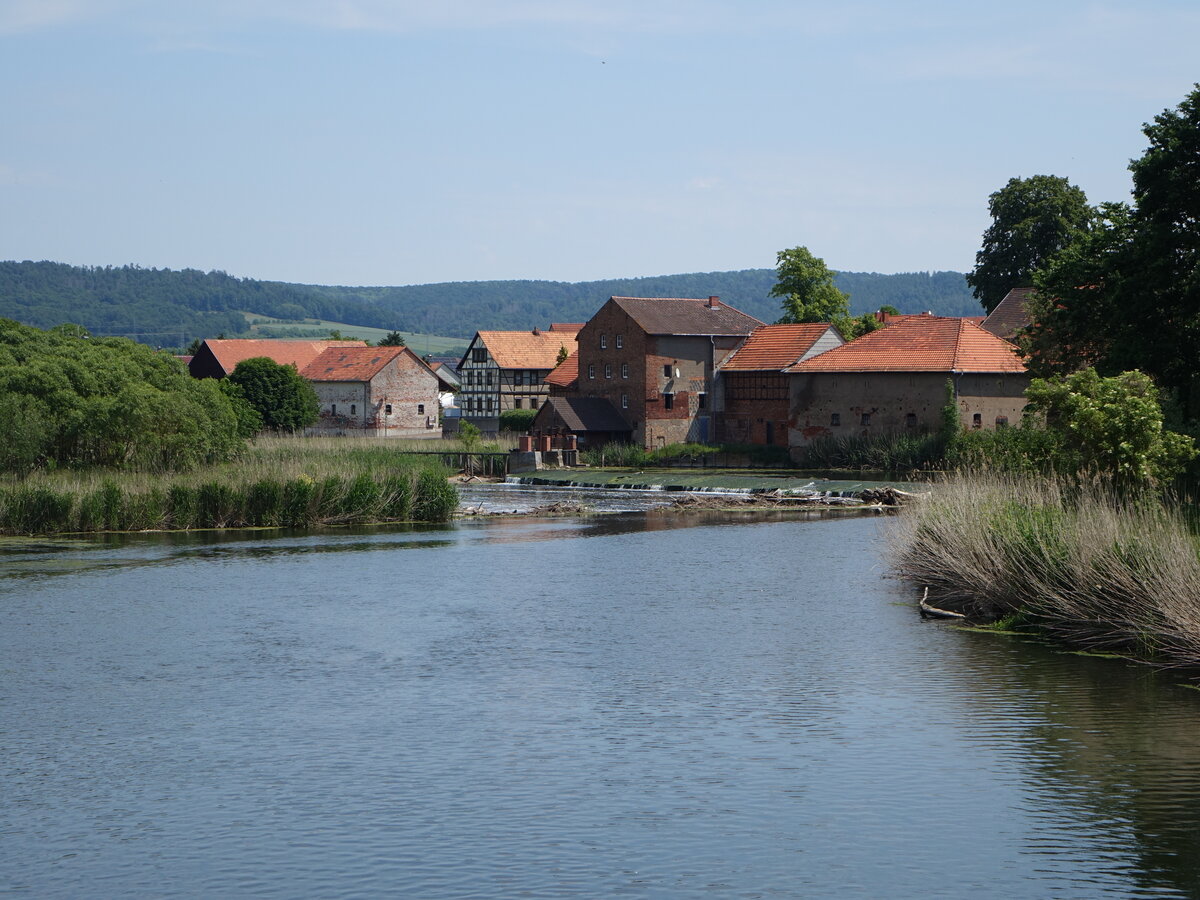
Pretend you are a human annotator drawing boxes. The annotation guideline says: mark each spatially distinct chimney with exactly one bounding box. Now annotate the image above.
[532,327,541,335]
[707,296,721,309]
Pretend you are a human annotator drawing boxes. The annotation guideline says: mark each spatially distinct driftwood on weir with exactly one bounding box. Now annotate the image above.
[918,587,967,620]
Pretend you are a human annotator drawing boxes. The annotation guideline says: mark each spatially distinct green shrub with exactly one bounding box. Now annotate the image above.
[380,474,412,520]
[343,473,383,522]
[412,470,458,522]
[499,409,537,433]
[282,475,318,527]
[246,479,284,527]
[167,484,199,530]
[0,486,74,534]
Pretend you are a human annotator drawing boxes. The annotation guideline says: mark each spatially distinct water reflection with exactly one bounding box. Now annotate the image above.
[2,514,1200,898]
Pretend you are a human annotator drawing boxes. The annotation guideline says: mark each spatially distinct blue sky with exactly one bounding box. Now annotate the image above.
[2,1,1198,286]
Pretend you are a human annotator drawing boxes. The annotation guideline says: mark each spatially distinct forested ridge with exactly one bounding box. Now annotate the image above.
[0,260,982,345]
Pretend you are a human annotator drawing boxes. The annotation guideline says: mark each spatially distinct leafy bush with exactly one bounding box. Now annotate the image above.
[499,409,537,433]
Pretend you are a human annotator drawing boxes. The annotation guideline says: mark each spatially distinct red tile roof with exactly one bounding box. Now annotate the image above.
[548,323,585,333]
[787,316,1026,374]
[610,296,763,336]
[720,324,840,371]
[301,345,411,381]
[203,339,366,375]
[545,350,579,389]
[471,329,579,370]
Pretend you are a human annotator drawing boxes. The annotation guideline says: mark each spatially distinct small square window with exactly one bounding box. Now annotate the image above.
[663,364,672,378]
[830,413,840,426]
[418,404,425,414]
[860,412,870,426]
[530,398,538,409]
[514,398,522,409]
[972,413,982,429]
[473,348,487,363]
[664,393,675,410]
[697,393,707,410]
[351,404,357,416]
[905,412,917,428]
[995,415,1009,428]
[385,403,392,415]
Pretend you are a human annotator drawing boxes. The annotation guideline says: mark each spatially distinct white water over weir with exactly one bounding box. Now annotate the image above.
[503,474,863,499]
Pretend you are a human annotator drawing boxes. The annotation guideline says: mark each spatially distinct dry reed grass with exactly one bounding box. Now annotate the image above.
[887,474,1200,667]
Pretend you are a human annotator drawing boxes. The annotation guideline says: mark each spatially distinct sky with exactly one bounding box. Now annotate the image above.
[2,1,1199,287]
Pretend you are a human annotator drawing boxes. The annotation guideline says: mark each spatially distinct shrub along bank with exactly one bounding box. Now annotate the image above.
[0,437,459,534]
[888,474,1200,671]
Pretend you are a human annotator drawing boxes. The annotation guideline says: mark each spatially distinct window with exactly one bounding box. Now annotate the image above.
[466,371,474,386]
[616,334,623,349]
[995,415,1009,428]
[486,398,493,412]
[485,371,493,386]
[351,404,357,416]
[905,412,917,428]
[530,398,538,409]
[600,333,607,349]
[588,364,595,380]
[418,404,425,414]
[621,362,629,379]
[697,393,707,410]
[860,412,870,426]
[664,393,675,410]
[663,364,671,378]
[831,413,840,426]
[472,348,487,363]
[331,403,337,415]
[621,394,629,409]
[385,404,392,415]
[514,398,522,409]
[604,363,612,379]
[972,413,982,429]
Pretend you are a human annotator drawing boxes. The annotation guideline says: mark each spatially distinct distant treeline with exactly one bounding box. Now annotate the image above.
[0,260,982,346]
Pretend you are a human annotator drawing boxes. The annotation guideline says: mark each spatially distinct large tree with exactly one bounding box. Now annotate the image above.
[226,357,319,432]
[1027,85,1200,416]
[770,246,850,324]
[967,175,1095,313]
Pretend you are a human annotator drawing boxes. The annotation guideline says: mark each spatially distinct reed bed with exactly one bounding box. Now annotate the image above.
[888,474,1200,668]
[0,436,462,534]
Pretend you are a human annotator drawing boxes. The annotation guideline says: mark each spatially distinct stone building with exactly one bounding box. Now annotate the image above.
[785,315,1029,451]
[716,323,844,447]
[300,345,442,438]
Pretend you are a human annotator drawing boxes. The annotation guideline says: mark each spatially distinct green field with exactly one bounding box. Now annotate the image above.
[238,311,469,357]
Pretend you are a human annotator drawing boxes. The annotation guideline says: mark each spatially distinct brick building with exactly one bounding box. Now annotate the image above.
[716,323,844,447]
[785,315,1029,451]
[300,345,442,438]
[457,324,581,433]
[572,296,763,449]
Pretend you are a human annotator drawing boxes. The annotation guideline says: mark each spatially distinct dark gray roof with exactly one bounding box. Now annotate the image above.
[610,296,763,336]
[981,287,1034,340]
[538,396,632,432]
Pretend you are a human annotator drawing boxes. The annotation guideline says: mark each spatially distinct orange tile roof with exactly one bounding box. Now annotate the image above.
[548,323,585,333]
[545,350,579,388]
[720,324,839,371]
[301,345,411,381]
[787,316,1026,374]
[204,339,366,375]
[473,329,579,370]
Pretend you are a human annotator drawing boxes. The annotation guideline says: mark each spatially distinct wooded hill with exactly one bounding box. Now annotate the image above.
[0,260,982,347]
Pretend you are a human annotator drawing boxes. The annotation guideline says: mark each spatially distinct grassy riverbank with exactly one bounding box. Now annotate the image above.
[0,436,461,534]
[889,475,1200,670]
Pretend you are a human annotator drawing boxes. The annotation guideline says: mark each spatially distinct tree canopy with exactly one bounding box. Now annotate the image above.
[1027,85,1200,417]
[0,319,244,473]
[226,357,319,432]
[770,246,851,324]
[966,175,1095,314]
[377,331,407,347]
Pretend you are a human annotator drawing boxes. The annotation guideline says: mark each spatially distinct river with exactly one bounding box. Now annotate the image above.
[3,511,1200,898]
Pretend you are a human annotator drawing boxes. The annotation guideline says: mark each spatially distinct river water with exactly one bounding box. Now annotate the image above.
[3,512,1200,898]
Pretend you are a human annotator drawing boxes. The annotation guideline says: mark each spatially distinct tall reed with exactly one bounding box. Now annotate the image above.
[888,474,1200,667]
